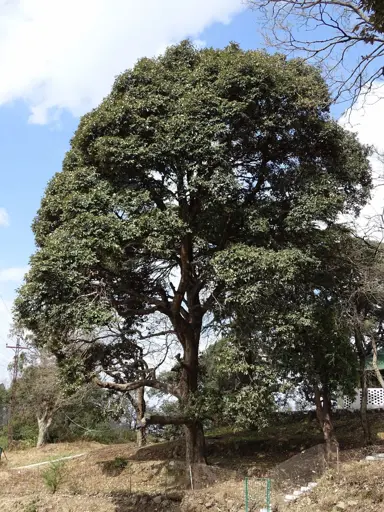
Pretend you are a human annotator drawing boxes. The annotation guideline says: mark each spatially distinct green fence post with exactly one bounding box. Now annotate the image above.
[244,477,249,512]
[266,478,271,512]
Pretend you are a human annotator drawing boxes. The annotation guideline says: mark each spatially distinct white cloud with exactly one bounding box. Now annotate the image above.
[339,84,384,239]
[0,208,9,227]
[0,0,243,124]
[0,267,29,283]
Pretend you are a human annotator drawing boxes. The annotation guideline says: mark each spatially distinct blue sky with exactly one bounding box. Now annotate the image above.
[0,1,383,381]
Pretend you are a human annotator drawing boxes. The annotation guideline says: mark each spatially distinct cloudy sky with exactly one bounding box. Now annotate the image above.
[0,0,383,382]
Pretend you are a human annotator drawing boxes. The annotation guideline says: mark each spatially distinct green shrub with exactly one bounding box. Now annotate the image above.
[23,499,39,512]
[111,456,129,469]
[42,460,66,493]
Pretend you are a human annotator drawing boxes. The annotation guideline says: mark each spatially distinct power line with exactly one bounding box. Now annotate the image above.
[0,293,12,321]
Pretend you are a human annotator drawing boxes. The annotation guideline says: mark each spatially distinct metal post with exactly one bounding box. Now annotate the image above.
[244,477,249,512]
[266,478,271,511]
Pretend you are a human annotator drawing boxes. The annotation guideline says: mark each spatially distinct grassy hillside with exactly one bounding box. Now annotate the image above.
[0,411,383,511]
[286,460,384,512]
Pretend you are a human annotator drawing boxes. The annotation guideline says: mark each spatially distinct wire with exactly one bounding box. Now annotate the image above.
[0,294,12,321]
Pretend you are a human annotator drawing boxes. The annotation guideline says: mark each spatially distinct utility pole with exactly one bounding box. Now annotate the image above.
[6,337,28,447]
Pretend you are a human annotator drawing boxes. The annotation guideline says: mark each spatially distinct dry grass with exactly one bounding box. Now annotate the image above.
[284,460,384,512]
[4,441,104,469]
[0,413,383,511]
[0,442,185,512]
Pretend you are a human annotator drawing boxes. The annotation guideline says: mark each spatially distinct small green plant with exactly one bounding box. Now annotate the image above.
[23,499,39,512]
[42,460,66,493]
[111,456,129,469]
[99,456,130,476]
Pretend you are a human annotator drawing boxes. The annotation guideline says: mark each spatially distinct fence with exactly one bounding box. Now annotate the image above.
[341,388,384,410]
[244,477,271,512]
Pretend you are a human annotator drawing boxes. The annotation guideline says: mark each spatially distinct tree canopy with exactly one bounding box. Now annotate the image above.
[15,41,372,463]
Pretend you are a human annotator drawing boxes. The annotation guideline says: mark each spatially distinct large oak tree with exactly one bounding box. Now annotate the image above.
[15,41,371,464]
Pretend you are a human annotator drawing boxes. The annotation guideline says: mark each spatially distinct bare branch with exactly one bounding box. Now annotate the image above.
[248,0,384,107]
[95,377,181,399]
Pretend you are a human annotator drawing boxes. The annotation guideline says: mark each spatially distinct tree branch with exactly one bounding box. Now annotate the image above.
[140,414,192,427]
[95,377,180,398]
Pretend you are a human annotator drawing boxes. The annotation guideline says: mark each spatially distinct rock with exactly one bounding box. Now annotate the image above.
[347,501,358,506]
[336,502,346,510]
[205,500,214,508]
[153,496,162,504]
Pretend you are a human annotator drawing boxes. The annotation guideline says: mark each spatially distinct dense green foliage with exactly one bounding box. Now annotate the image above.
[363,0,384,32]
[14,41,372,460]
[16,42,370,338]
[199,339,279,430]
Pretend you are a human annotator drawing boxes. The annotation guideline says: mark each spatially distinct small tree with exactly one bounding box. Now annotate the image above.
[15,360,64,447]
[212,230,360,457]
[13,353,95,448]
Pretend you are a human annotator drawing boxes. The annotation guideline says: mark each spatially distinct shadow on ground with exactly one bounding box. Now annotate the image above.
[111,491,182,512]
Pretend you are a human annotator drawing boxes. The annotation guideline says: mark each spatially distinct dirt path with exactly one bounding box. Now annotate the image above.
[10,452,87,470]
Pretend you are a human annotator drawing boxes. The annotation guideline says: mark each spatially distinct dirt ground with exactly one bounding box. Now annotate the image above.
[1,411,384,511]
[285,460,384,512]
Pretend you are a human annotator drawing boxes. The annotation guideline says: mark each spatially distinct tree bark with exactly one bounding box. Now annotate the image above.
[360,369,371,444]
[355,328,372,444]
[372,335,384,388]
[177,320,207,464]
[184,421,206,465]
[136,386,146,448]
[314,384,336,462]
[37,412,53,448]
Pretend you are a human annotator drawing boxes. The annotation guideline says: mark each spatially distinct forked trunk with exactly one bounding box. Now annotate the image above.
[172,237,207,465]
[37,413,52,448]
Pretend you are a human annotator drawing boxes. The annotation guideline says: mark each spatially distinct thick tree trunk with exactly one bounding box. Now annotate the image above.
[355,328,371,444]
[314,385,336,462]
[360,364,372,445]
[136,427,145,448]
[127,387,147,448]
[136,386,147,448]
[178,325,207,465]
[185,421,206,464]
[37,413,52,448]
